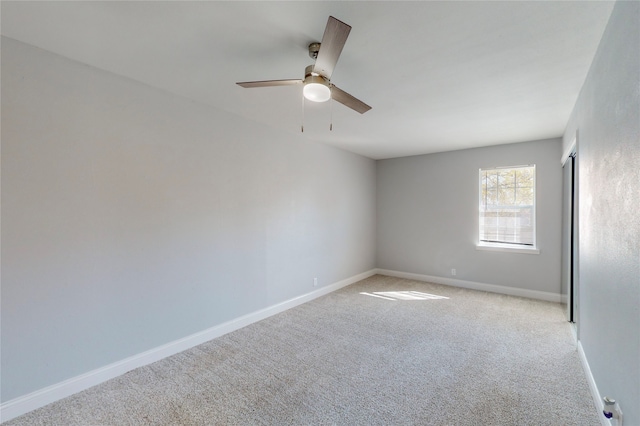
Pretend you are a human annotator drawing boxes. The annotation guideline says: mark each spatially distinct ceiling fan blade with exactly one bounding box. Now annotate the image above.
[313,16,351,80]
[331,85,371,114]
[237,79,302,88]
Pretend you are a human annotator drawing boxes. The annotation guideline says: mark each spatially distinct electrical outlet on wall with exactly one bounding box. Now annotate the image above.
[313,277,318,287]
[451,269,456,276]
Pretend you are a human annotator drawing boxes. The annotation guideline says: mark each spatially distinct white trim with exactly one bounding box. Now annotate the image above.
[375,269,561,302]
[561,135,577,166]
[578,341,612,426]
[0,269,376,423]
[476,242,540,254]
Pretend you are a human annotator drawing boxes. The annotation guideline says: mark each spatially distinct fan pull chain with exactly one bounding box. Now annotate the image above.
[301,93,305,133]
[330,86,333,131]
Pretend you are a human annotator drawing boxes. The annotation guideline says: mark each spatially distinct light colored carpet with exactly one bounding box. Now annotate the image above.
[4,275,600,425]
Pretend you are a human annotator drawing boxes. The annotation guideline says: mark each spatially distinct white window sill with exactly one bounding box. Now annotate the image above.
[476,242,540,254]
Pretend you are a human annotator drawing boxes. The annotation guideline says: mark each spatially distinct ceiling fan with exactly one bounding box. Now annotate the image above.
[236,16,372,115]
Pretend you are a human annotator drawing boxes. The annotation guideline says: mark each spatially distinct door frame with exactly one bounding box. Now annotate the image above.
[561,135,578,335]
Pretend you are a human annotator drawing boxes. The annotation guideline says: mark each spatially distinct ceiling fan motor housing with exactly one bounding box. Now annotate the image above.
[304,64,325,79]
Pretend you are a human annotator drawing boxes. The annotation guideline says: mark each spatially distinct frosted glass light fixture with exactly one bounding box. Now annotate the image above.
[302,64,331,103]
[303,76,331,102]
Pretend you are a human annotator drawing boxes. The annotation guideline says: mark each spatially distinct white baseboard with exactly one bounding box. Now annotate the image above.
[375,268,562,302]
[0,269,376,423]
[578,341,611,426]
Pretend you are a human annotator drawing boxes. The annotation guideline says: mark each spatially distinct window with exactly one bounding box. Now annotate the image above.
[479,165,537,252]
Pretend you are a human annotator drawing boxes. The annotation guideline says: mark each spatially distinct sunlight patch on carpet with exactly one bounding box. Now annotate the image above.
[360,291,450,301]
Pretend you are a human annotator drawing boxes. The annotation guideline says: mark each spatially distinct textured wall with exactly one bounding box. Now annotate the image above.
[1,37,376,402]
[562,1,640,424]
[376,138,562,294]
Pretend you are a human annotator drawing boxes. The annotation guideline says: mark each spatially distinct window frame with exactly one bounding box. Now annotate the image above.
[477,165,539,254]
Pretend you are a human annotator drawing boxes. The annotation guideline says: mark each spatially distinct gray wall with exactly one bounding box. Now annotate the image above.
[1,37,376,402]
[562,1,640,424]
[377,139,562,294]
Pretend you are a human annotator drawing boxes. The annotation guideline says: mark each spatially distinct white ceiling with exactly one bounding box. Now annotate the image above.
[1,1,614,159]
